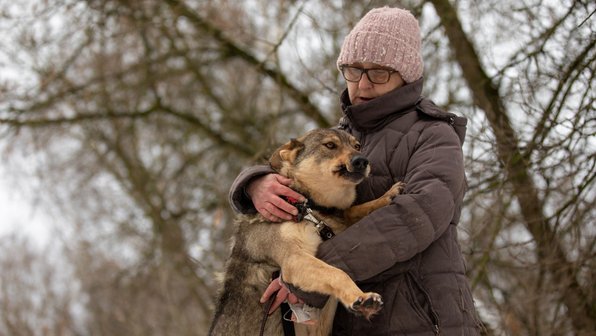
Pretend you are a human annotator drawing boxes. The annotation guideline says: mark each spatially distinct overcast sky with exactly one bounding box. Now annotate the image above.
[0,166,52,246]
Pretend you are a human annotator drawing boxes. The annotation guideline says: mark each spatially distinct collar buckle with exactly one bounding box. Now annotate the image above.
[283,196,336,241]
[303,208,336,241]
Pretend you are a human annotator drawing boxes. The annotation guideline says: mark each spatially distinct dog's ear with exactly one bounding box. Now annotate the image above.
[270,138,304,170]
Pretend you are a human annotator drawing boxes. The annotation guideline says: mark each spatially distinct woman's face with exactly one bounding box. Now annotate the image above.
[345,62,405,105]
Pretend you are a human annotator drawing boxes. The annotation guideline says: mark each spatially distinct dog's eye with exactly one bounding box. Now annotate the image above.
[354,143,361,151]
[324,142,336,149]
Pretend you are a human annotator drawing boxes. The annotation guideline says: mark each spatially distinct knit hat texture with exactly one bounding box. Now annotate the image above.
[337,7,423,83]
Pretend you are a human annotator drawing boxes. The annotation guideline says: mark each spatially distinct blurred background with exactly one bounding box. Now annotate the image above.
[0,0,594,335]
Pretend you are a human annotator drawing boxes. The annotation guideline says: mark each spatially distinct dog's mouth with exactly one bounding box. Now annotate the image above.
[335,165,366,182]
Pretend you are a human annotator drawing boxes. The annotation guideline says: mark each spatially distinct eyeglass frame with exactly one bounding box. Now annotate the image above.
[339,65,399,84]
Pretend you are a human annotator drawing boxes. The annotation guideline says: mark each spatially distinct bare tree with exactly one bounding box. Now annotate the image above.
[0,234,81,336]
[0,0,593,334]
[424,0,595,334]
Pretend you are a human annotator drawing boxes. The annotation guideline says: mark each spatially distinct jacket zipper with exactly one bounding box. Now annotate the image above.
[407,272,441,335]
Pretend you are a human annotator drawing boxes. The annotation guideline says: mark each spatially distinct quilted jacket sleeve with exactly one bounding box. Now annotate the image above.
[316,121,466,282]
[228,164,275,214]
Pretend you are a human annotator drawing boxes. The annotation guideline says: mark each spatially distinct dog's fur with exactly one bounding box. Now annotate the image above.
[209,128,403,336]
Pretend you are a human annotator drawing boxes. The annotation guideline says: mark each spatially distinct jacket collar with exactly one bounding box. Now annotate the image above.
[341,78,424,132]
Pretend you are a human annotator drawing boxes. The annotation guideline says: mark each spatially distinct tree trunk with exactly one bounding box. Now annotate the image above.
[428,0,595,332]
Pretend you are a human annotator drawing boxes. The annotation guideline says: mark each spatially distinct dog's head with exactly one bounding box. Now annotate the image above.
[269,128,369,209]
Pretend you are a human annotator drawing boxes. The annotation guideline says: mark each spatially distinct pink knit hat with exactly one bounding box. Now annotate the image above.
[337,7,423,83]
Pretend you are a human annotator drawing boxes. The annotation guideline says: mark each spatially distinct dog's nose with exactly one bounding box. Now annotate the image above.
[351,156,369,172]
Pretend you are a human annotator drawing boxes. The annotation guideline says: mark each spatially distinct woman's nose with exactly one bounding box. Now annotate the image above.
[358,73,373,88]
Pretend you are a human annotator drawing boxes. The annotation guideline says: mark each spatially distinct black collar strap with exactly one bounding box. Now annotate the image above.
[303,208,336,241]
[283,196,336,241]
[284,196,308,221]
[284,196,342,220]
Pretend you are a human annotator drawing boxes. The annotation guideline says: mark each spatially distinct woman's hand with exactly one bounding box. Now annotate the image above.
[247,174,305,222]
[260,276,302,313]
[260,277,318,325]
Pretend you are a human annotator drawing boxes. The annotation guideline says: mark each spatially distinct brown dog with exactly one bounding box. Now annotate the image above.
[209,128,403,335]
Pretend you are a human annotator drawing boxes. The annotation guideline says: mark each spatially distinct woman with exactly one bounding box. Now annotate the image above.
[229,7,482,335]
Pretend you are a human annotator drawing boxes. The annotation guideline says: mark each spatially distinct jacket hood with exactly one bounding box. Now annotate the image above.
[416,98,467,145]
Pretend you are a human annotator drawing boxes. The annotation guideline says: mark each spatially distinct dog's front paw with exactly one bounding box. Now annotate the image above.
[384,181,405,200]
[349,292,383,320]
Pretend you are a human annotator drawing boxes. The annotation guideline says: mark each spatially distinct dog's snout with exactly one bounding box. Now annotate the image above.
[351,156,369,172]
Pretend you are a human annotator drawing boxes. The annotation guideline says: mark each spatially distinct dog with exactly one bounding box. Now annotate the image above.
[209,128,403,335]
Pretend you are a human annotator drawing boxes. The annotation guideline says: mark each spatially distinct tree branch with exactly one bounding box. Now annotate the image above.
[163,0,333,128]
[429,0,595,332]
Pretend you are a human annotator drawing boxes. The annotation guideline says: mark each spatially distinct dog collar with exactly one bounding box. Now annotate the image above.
[284,196,342,219]
[303,208,336,241]
[284,196,308,221]
[283,196,336,241]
